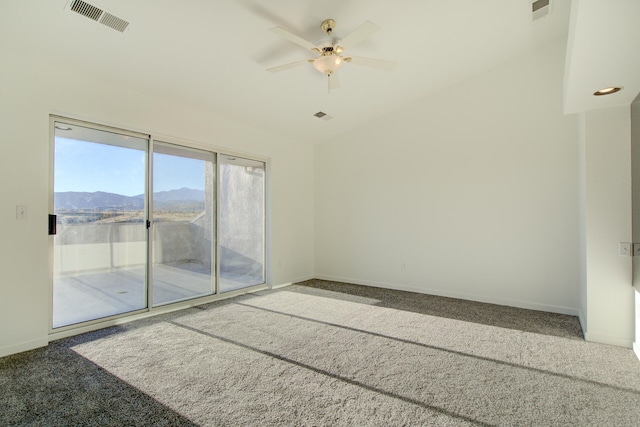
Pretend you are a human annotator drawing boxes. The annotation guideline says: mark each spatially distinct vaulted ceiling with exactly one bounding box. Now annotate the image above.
[2,1,638,143]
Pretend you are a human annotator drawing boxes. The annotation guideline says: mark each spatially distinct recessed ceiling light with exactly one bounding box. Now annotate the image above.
[593,87,622,96]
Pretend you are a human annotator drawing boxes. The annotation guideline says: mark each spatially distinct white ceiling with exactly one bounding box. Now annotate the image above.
[1,1,637,143]
[564,0,640,114]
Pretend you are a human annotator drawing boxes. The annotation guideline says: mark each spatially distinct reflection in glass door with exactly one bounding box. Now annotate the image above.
[152,142,216,306]
[52,122,148,328]
[219,155,266,292]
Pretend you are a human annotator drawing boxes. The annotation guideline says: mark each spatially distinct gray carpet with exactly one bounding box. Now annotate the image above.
[2,279,640,426]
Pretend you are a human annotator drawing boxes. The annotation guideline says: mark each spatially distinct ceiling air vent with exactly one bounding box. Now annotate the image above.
[532,0,551,20]
[68,0,130,33]
[70,0,101,20]
[99,12,129,32]
[314,111,333,121]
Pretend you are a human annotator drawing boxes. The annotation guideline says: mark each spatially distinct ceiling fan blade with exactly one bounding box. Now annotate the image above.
[345,56,397,71]
[337,21,380,50]
[269,26,318,52]
[267,59,311,73]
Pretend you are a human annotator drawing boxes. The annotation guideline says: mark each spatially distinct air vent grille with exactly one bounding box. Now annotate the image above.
[313,111,333,121]
[99,12,129,32]
[532,0,551,20]
[69,0,130,33]
[70,0,102,21]
[532,0,550,13]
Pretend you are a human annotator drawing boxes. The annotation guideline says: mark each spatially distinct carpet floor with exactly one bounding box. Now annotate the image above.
[2,279,640,426]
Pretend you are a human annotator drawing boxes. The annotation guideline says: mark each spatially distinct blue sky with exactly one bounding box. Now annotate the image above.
[54,137,205,196]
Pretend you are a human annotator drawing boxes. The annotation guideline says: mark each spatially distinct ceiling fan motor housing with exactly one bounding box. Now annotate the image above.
[314,36,342,51]
[321,19,336,34]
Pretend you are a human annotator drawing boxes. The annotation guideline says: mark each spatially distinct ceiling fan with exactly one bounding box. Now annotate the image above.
[267,19,397,92]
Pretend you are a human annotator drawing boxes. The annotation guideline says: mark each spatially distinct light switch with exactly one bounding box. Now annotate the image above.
[620,242,632,256]
[16,205,27,220]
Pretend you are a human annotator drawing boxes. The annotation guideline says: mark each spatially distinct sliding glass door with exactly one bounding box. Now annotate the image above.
[51,117,267,330]
[151,142,216,306]
[52,122,148,328]
[219,155,266,292]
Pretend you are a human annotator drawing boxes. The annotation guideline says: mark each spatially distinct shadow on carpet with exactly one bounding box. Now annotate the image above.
[0,330,197,426]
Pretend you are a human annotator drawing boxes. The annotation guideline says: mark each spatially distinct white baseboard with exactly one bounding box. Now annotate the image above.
[271,275,314,289]
[576,310,633,348]
[0,337,48,359]
[314,274,579,316]
[583,331,633,348]
[633,342,640,361]
[577,309,587,339]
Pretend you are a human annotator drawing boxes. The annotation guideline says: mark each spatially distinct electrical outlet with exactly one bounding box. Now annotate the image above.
[620,242,632,256]
[634,244,640,257]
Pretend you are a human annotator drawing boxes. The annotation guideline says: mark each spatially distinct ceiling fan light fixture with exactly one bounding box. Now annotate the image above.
[313,54,344,75]
[267,18,395,90]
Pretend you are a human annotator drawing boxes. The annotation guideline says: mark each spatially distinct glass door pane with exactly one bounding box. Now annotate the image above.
[152,142,215,306]
[219,155,266,292]
[52,122,148,328]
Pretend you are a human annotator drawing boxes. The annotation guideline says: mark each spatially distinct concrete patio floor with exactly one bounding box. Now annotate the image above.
[53,261,262,328]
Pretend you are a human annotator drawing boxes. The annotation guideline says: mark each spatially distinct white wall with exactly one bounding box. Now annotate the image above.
[631,93,640,356]
[0,53,315,357]
[578,112,588,331]
[581,105,633,347]
[315,39,581,314]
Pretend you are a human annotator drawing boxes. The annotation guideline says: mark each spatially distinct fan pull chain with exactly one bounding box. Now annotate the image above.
[328,73,331,94]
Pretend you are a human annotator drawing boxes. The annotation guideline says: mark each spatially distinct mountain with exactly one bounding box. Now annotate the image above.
[55,188,205,211]
[54,191,144,211]
[134,187,205,203]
